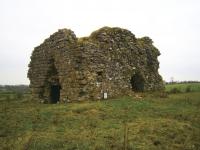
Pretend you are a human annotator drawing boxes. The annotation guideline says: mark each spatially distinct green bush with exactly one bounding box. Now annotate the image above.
[169,87,181,94]
[15,92,23,99]
[185,86,191,93]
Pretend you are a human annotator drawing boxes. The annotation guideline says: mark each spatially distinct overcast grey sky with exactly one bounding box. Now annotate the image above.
[1,0,200,84]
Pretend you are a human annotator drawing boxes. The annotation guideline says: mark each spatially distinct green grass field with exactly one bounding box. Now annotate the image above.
[165,82,200,93]
[1,83,200,150]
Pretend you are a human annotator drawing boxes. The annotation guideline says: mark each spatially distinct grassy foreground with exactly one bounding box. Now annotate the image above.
[1,90,200,149]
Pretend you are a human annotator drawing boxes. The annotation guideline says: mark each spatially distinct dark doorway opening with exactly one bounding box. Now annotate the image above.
[50,85,61,103]
[130,73,145,92]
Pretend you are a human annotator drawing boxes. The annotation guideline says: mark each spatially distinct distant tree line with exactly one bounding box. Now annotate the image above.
[0,85,29,93]
[165,81,200,85]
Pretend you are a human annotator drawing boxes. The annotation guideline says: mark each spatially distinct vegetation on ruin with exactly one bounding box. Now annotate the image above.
[1,83,200,149]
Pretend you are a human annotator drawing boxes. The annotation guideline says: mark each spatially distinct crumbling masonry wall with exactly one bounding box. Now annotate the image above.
[28,27,164,103]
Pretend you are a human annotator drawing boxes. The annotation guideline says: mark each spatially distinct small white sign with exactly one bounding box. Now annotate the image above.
[103,92,108,99]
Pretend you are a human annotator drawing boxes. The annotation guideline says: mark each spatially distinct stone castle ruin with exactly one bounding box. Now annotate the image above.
[28,27,163,103]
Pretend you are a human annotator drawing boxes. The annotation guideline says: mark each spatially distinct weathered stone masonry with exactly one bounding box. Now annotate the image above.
[28,27,164,103]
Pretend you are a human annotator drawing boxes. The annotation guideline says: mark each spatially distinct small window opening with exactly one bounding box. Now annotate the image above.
[97,71,103,76]
[79,90,87,97]
[97,71,103,82]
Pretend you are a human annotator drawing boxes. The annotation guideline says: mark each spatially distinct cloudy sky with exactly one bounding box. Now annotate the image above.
[1,0,200,84]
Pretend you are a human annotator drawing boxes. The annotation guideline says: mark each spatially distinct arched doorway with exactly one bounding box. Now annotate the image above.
[47,58,61,103]
[130,72,145,92]
[50,84,61,103]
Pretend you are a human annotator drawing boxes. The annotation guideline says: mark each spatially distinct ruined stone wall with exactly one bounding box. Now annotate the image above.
[28,29,78,102]
[28,27,164,103]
